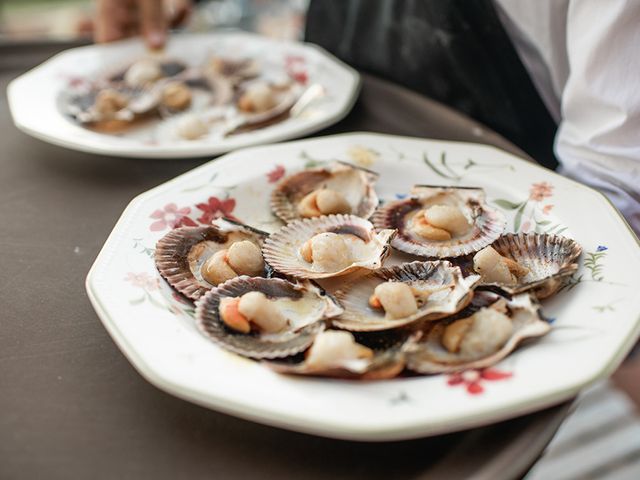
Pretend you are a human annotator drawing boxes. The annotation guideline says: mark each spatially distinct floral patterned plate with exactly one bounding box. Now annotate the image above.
[86,133,640,441]
[7,32,359,159]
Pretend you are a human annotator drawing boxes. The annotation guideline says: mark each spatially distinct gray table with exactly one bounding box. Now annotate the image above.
[0,41,571,480]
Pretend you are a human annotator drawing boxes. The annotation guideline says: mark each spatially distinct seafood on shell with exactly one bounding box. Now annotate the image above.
[372,185,505,258]
[472,233,582,299]
[262,214,396,279]
[270,161,379,223]
[195,276,342,359]
[264,328,410,379]
[155,218,270,300]
[404,291,550,374]
[332,261,480,331]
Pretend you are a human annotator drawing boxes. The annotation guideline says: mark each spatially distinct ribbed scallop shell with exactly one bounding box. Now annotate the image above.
[270,161,379,223]
[404,292,550,374]
[195,277,342,359]
[63,83,161,127]
[264,329,410,379]
[332,261,480,331]
[371,186,505,258]
[262,214,396,279]
[476,233,582,299]
[154,218,270,301]
[231,83,302,133]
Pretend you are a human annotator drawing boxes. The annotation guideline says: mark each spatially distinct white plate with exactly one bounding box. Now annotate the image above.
[86,133,640,441]
[7,33,360,159]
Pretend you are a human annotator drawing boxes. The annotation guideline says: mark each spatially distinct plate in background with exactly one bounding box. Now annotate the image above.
[8,32,360,159]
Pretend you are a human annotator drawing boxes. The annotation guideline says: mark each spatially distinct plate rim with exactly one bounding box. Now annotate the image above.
[85,132,640,440]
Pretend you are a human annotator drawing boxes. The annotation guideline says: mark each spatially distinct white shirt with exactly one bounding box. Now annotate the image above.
[495,0,640,234]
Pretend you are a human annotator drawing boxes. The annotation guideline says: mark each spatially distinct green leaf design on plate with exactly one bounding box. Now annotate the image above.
[493,199,523,210]
[514,203,526,232]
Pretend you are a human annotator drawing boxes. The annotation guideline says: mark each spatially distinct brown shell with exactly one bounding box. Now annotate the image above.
[195,277,343,359]
[404,293,550,374]
[332,261,480,331]
[475,233,582,299]
[262,214,396,279]
[372,185,506,258]
[270,161,379,223]
[154,218,269,300]
[264,329,411,379]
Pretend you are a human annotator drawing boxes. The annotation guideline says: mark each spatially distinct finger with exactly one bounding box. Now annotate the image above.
[167,0,193,28]
[138,0,167,49]
[95,0,137,43]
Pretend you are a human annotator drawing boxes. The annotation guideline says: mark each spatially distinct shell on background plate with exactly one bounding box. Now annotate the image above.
[264,328,411,379]
[204,56,261,85]
[474,233,582,299]
[372,185,505,258]
[270,161,380,223]
[332,261,480,331]
[229,81,303,133]
[404,292,551,374]
[262,214,396,279]
[195,276,343,359]
[63,83,161,129]
[154,218,270,300]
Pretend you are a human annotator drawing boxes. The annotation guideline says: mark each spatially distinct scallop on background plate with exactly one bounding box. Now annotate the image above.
[86,133,640,441]
[7,32,359,159]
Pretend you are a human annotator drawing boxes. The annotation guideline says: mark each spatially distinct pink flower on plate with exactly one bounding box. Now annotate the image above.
[149,203,197,231]
[196,196,238,224]
[124,272,160,290]
[529,182,554,202]
[267,165,286,183]
[542,204,554,215]
[285,54,308,84]
[447,368,513,395]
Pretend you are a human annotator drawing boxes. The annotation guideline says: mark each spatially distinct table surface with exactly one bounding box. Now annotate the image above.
[0,41,571,480]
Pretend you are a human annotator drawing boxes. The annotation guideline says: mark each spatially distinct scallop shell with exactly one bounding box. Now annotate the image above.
[404,292,550,374]
[262,214,396,279]
[108,58,188,83]
[332,261,480,331]
[264,329,410,379]
[475,234,582,299]
[154,218,270,300]
[195,277,343,359]
[63,83,160,126]
[270,161,379,223]
[372,185,506,258]
[232,82,303,132]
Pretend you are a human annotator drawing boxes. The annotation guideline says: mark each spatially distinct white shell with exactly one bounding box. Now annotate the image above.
[404,292,550,373]
[333,261,480,331]
[270,161,379,223]
[262,214,396,279]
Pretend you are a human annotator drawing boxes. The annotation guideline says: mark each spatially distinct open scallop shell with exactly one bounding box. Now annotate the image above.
[332,261,480,331]
[404,292,550,374]
[262,214,396,279]
[372,185,505,258]
[154,218,270,300]
[264,329,410,379]
[231,82,302,132]
[63,83,161,127]
[195,277,342,359]
[475,234,582,299]
[270,161,380,223]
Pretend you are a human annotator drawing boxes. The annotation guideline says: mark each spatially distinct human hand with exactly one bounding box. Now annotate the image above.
[94,0,192,50]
